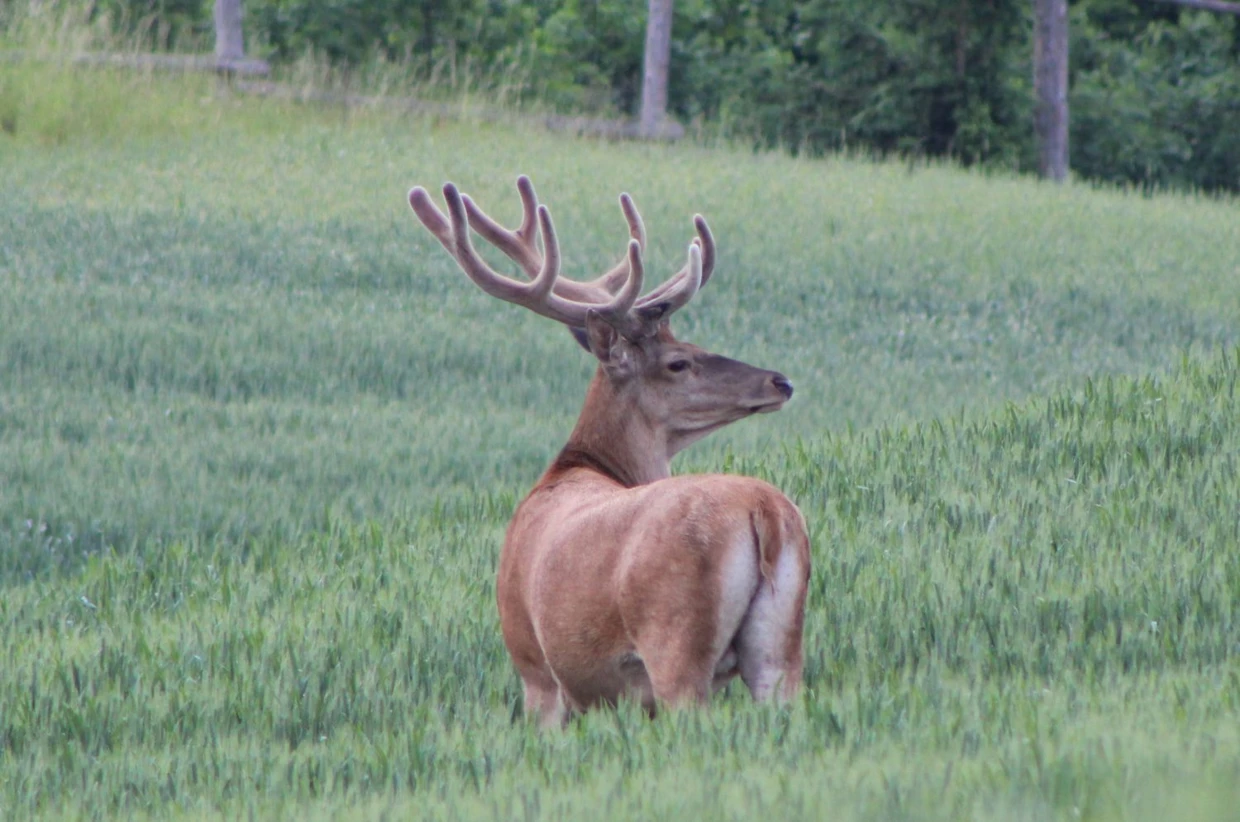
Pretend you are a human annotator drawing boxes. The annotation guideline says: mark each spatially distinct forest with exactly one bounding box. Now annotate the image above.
[70,0,1240,193]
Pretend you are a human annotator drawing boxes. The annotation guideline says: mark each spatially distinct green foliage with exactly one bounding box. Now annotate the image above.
[0,59,216,144]
[0,1,218,143]
[2,62,1240,821]
[235,0,1240,191]
[670,0,1032,164]
[90,0,210,51]
[9,1,1240,189]
[532,0,645,113]
[250,0,553,93]
[1072,5,1240,192]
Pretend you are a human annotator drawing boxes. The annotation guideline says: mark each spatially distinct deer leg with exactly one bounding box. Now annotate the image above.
[634,628,718,708]
[628,537,759,708]
[518,666,570,730]
[644,659,713,707]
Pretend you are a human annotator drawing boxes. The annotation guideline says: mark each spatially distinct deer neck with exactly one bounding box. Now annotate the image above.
[548,368,669,488]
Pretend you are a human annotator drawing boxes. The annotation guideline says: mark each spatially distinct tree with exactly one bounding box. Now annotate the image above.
[639,0,674,138]
[214,0,246,63]
[1155,0,1240,12]
[1033,0,1069,181]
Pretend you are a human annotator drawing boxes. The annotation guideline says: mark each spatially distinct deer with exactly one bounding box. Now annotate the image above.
[408,175,810,728]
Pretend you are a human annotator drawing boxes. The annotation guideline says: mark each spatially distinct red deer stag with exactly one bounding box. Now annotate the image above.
[408,176,810,728]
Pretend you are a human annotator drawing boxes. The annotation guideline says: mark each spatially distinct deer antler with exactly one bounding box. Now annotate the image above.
[409,181,644,331]
[635,215,715,311]
[461,175,647,303]
[408,176,715,338]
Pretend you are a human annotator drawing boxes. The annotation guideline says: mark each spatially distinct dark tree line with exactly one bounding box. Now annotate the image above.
[86,0,1240,192]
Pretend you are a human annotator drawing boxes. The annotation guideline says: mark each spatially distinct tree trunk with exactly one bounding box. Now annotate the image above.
[639,0,674,139]
[1033,0,1069,182]
[214,0,245,62]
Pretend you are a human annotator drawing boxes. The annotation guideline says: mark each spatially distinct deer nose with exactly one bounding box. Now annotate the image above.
[772,374,794,399]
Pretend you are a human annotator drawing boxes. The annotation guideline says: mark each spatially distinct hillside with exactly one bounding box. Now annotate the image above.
[1,65,1238,821]
[3,70,1239,573]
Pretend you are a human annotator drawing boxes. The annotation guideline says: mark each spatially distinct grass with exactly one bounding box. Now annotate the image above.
[2,44,1239,822]
[4,80,1238,573]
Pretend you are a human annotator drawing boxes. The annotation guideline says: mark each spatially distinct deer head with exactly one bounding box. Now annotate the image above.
[408,176,793,480]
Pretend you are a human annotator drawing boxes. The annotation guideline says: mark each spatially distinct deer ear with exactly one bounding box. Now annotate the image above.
[584,310,619,360]
[584,310,634,375]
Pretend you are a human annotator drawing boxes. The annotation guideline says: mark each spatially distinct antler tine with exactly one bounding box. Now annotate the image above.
[457,177,642,306]
[640,241,702,321]
[694,214,716,288]
[536,190,646,303]
[633,214,715,312]
[409,179,646,330]
[587,193,648,295]
[442,182,567,319]
[408,186,454,252]
[460,175,542,278]
[531,204,559,301]
[594,239,645,329]
[621,193,648,250]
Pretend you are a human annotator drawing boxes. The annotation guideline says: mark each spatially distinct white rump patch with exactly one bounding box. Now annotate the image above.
[737,540,805,700]
[714,536,760,665]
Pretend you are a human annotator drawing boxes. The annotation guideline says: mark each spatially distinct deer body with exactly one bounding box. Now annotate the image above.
[408,176,810,727]
[502,459,808,724]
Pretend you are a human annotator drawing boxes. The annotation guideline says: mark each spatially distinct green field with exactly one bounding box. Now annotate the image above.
[2,63,1239,821]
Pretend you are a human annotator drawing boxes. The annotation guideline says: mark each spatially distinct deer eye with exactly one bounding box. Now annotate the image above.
[667,359,691,373]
